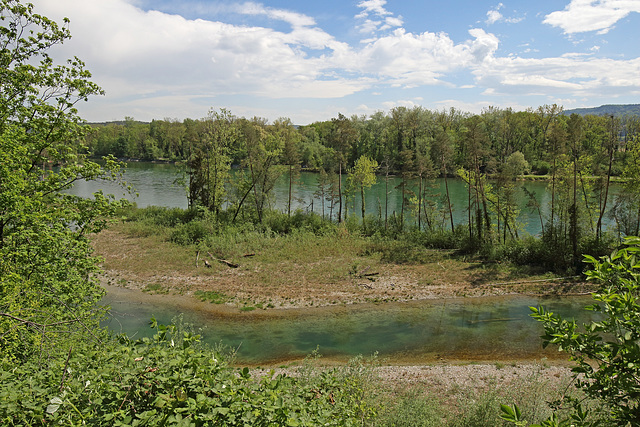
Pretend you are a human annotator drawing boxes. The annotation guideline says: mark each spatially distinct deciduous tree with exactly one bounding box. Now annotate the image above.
[0,0,124,363]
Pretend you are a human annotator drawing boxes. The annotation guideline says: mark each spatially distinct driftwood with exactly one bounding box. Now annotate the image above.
[354,266,379,282]
[243,253,256,258]
[207,252,239,268]
[196,250,212,268]
[358,283,373,289]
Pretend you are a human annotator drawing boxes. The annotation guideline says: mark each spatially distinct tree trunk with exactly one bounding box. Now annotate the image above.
[444,167,454,232]
[385,168,389,229]
[361,184,366,232]
[418,175,423,230]
[596,118,616,241]
[287,164,293,217]
[338,162,343,223]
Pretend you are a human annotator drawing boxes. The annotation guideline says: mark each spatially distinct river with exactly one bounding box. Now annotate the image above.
[70,161,559,235]
[73,162,600,364]
[101,284,595,364]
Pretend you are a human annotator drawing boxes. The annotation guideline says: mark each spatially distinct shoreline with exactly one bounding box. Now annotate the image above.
[100,280,586,368]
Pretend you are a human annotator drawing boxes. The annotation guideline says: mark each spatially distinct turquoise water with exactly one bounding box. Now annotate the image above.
[101,286,595,364]
[70,162,562,235]
[80,163,603,364]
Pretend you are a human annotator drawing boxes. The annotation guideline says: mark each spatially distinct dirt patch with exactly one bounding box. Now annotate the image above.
[93,228,596,311]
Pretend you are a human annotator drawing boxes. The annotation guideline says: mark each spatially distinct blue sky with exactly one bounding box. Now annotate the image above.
[32,0,640,124]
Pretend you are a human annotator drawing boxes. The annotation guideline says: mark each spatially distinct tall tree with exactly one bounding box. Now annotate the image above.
[275,117,301,217]
[328,113,359,223]
[234,118,283,223]
[187,108,237,215]
[0,0,124,363]
[432,110,458,231]
[536,104,564,235]
[347,155,378,232]
[595,115,619,241]
[567,113,584,268]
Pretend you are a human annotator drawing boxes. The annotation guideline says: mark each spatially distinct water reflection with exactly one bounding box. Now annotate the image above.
[69,162,561,235]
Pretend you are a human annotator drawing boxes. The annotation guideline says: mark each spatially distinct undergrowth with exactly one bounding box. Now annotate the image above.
[116,205,620,275]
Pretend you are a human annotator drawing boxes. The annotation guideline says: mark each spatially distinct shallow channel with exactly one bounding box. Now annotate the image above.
[100,285,595,365]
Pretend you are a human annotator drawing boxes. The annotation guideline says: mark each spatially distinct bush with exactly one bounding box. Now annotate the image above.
[502,236,640,426]
[170,220,217,245]
[123,205,200,227]
[531,160,550,175]
[373,388,445,426]
[0,320,374,426]
[262,209,336,236]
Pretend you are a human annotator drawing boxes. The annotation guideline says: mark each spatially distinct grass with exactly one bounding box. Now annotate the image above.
[92,207,594,309]
[284,352,604,427]
[143,283,167,294]
[366,366,606,426]
[194,290,229,304]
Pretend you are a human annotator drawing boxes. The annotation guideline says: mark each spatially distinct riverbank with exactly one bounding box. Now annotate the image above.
[94,222,587,416]
[94,225,595,312]
[256,362,574,397]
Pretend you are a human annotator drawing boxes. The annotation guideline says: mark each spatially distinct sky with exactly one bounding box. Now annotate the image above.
[29,0,640,124]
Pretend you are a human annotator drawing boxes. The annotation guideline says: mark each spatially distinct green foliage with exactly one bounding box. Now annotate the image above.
[0,321,372,426]
[187,108,237,213]
[0,0,125,363]
[194,290,229,304]
[373,388,446,426]
[170,219,218,245]
[503,236,640,426]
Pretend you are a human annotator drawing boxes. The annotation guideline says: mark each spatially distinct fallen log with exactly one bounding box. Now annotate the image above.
[207,252,239,268]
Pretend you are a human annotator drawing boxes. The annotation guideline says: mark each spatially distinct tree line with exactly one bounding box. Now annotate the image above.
[82,105,640,270]
[2,1,639,423]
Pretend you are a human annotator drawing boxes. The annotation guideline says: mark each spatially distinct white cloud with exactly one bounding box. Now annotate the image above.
[486,3,524,25]
[23,0,640,122]
[356,0,392,18]
[32,0,358,117]
[355,0,403,35]
[473,54,640,100]
[350,28,499,89]
[434,99,493,114]
[544,0,640,34]
[236,2,316,28]
[486,10,503,25]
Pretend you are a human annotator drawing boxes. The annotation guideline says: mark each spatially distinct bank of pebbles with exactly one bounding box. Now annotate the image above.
[256,363,574,397]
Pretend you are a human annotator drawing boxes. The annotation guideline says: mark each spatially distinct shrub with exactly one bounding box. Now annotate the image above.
[530,160,550,175]
[502,236,640,426]
[170,220,217,245]
[0,320,373,426]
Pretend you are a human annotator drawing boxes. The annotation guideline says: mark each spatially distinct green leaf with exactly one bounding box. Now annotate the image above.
[46,397,63,414]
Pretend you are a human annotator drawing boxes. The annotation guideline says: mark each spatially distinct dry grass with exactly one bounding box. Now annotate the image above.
[92,222,594,310]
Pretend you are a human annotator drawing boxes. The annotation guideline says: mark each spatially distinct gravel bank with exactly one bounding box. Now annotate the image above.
[374,363,573,393]
[256,362,574,396]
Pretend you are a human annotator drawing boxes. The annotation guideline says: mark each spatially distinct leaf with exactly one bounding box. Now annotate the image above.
[176,387,187,402]
[46,396,63,414]
[500,404,519,421]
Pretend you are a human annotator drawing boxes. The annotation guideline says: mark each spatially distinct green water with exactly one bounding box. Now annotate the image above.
[82,163,602,364]
[101,286,595,364]
[70,162,559,235]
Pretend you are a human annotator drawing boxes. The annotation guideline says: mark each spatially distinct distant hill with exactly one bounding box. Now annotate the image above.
[563,104,640,117]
